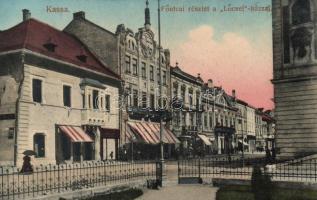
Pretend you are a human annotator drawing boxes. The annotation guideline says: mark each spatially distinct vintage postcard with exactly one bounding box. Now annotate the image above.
[0,0,315,200]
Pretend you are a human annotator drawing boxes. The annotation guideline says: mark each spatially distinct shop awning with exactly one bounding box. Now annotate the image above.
[99,128,120,139]
[127,122,180,144]
[59,125,93,143]
[238,140,249,146]
[197,134,212,146]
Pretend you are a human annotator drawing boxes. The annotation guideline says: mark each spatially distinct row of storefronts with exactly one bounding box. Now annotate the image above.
[0,3,274,166]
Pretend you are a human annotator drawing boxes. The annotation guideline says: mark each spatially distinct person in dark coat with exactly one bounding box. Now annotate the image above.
[20,155,33,173]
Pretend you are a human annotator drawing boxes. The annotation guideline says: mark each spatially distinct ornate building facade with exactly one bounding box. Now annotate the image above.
[272,0,317,158]
[170,64,204,156]
[201,80,237,154]
[65,1,178,160]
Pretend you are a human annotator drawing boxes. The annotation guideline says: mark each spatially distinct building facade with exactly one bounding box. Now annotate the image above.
[64,1,178,160]
[201,80,238,155]
[272,0,317,158]
[170,64,204,156]
[0,10,121,166]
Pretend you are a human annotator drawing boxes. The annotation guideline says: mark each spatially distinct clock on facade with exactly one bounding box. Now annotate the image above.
[140,31,154,58]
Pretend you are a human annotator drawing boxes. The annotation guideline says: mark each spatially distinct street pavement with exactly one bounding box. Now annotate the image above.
[136,161,218,200]
[136,184,218,200]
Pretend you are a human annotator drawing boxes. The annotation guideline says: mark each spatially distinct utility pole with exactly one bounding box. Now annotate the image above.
[158,0,164,187]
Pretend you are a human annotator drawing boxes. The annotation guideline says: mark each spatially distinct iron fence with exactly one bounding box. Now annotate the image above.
[0,160,157,200]
[178,156,317,183]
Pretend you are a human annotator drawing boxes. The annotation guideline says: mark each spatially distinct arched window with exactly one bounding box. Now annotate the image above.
[34,133,45,158]
[292,0,311,25]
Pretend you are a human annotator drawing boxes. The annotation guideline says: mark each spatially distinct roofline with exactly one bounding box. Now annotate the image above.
[0,49,121,82]
[1,18,64,34]
[64,31,120,79]
[64,17,116,37]
[171,66,203,86]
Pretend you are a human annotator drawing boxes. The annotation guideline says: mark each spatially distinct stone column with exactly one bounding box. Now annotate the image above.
[95,128,101,160]
[184,86,188,105]
[217,136,221,154]
[177,83,181,98]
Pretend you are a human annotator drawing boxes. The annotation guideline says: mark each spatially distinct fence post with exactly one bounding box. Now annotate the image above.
[177,160,180,184]
[57,164,60,193]
[198,158,201,180]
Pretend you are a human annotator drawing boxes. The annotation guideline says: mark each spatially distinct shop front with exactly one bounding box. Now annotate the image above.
[99,128,120,160]
[124,121,180,160]
[214,126,235,155]
[56,125,94,163]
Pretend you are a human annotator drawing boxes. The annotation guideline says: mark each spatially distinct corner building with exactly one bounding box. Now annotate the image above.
[272,0,317,158]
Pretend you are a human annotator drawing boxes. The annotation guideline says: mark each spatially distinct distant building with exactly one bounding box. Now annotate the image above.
[170,64,204,156]
[201,80,238,155]
[255,108,275,152]
[272,0,317,158]
[0,10,121,166]
[235,100,257,153]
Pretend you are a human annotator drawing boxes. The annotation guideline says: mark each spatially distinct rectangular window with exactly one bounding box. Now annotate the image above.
[92,90,99,109]
[141,62,146,79]
[204,115,207,128]
[189,92,193,107]
[182,112,186,126]
[8,128,14,139]
[162,70,166,85]
[150,94,155,109]
[175,112,180,126]
[34,133,45,158]
[105,94,110,111]
[32,79,42,103]
[63,85,71,107]
[196,91,200,109]
[142,92,147,108]
[127,88,132,106]
[132,58,138,75]
[173,83,178,98]
[82,93,85,108]
[88,94,91,108]
[209,115,213,128]
[133,89,138,107]
[283,6,290,64]
[125,55,131,73]
[157,68,161,84]
[150,65,154,81]
[181,86,185,101]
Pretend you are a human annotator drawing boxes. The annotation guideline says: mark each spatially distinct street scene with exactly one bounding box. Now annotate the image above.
[0,0,317,199]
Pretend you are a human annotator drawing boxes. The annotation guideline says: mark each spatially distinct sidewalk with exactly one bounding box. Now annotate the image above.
[136,185,218,200]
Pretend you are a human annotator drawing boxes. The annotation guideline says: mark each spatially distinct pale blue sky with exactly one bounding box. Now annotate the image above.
[0,0,271,48]
[0,0,273,108]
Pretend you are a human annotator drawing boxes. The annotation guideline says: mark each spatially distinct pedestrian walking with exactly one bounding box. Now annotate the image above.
[20,155,33,173]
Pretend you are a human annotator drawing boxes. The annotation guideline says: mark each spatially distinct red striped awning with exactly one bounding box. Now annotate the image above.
[127,122,179,144]
[59,125,93,143]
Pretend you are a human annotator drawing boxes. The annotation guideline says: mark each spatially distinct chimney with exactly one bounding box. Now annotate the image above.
[73,11,85,20]
[232,89,236,98]
[22,9,31,21]
[207,79,213,88]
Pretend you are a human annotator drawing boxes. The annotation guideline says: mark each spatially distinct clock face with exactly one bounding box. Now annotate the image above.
[141,32,154,57]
